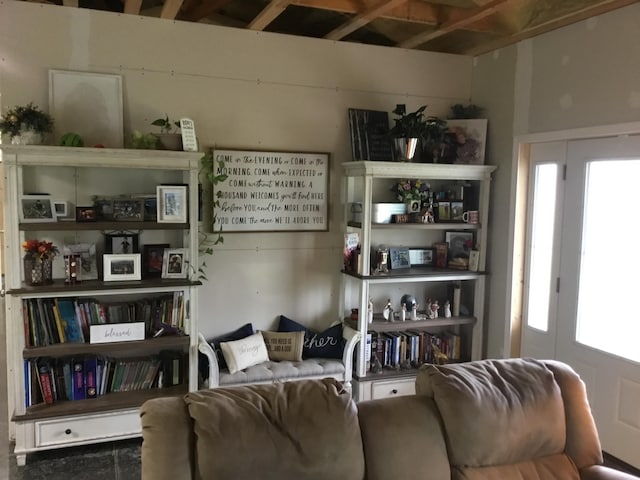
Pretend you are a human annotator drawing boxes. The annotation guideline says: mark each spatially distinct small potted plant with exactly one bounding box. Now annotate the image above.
[388,104,448,162]
[151,114,183,151]
[23,239,59,285]
[0,102,54,145]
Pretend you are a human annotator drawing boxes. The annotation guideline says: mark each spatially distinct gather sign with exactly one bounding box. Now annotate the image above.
[213,149,329,232]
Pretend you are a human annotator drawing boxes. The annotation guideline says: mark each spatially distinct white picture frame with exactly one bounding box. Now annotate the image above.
[103,253,141,281]
[49,69,124,148]
[162,248,189,279]
[157,185,188,223]
[20,195,57,223]
[53,200,68,217]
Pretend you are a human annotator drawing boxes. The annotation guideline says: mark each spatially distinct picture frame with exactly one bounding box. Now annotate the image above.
[162,248,189,279]
[437,201,451,221]
[63,243,98,281]
[143,243,169,278]
[53,200,68,218]
[157,185,188,223]
[389,247,411,270]
[20,195,56,223]
[445,231,474,261]
[143,197,158,221]
[104,233,140,254]
[93,197,114,220]
[409,247,435,267]
[76,206,97,222]
[434,242,448,269]
[49,69,124,148]
[442,119,488,165]
[451,200,464,222]
[103,253,141,281]
[112,198,144,222]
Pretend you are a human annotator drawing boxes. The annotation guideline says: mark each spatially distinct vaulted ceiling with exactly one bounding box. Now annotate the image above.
[26,0,636,55]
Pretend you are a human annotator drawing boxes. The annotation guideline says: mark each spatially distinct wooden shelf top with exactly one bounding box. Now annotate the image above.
[7,277,202,296]
[348,221,479,230]
[20,221,188,231]
[346,316,476,333]
[342,268,485,282]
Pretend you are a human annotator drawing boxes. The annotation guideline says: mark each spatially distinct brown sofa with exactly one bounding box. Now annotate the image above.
[140,358,638,480]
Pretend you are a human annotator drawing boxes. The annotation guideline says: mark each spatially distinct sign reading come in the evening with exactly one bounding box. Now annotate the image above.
[213,149,329,232]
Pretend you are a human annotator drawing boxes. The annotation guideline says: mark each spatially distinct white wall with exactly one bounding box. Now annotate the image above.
[472,3,640,358]
[0,0,473,337]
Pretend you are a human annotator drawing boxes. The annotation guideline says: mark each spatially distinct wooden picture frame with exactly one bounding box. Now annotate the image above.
[143,243,169,278]
[75,206,97,222]
[20,195,56,223]
[157,185,188,223]
[162,248,189,279]
[104,233,139,254]
[389,247,411,270]
[112,198,144,222]
[409,247,435,267]
[103,253,141,281]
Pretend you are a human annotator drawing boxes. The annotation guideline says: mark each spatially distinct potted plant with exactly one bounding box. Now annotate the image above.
[0,102,54,145]
[388,104,448,162]
[151,114,183,151]
[22,239,59,285]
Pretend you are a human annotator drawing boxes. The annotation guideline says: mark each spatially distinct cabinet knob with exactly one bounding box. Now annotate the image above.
[65,429,72,435]
[391,389,398,394]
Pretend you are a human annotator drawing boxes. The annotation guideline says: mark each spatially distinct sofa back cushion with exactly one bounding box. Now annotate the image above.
[185,378,365,480]
[452,453,579,480]
[416,358,566,468]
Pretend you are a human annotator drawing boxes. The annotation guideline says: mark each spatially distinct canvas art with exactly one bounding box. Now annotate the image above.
[443,119,487,165]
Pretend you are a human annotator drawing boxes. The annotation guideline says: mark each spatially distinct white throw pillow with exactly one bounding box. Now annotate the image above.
[220,331,269,374]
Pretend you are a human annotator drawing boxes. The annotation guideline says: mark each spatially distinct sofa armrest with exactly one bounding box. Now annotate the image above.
[342,324,362,385]
[581,466,640,480]
[197,333,219,389]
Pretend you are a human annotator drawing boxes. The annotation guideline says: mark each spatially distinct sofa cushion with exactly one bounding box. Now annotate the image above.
[220,331,269,374]
[452,452,579,480]
[184,378,365,480]
[260,330,304,361]
[278,315,344,359]
[416,358,566,468]
[218,358,345,386]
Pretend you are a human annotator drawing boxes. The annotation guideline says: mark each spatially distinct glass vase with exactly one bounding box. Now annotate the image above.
[24,256,53,286]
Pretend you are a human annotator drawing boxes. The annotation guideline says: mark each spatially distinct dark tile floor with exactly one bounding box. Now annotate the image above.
[6,439,141,480]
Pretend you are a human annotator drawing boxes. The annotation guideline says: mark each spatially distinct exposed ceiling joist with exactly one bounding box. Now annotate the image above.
[325,0,408,41]
[398,0,511,49]
[181,0,233,23]
[160,0,184,19]
[248,0,292,31]
[123,0,143,15]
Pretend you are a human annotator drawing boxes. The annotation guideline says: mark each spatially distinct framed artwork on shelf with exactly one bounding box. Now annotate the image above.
[445,231,474,270]
[389,247,411,270]
[143,243,169,278]
[409,248,435,267]
[162,248,189,279]
[19,195,56,223]
[112,198,144,222]
[442,119,487,165]
[157,185,188,223]
[104,233,139,254]
[103,253,141,281]
[76,206,97,222]
[52,200,69,218]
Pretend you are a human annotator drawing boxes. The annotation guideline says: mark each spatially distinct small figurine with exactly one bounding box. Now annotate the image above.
[411,303,418,321]
[443,300,452,318]
[430,300,440,319]
[367,298,374,324]
[425,298,432,318]
[400,303,406,322]
[383,299,393,322]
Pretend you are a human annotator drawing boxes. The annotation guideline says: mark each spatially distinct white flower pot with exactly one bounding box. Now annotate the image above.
[11,130,44,145]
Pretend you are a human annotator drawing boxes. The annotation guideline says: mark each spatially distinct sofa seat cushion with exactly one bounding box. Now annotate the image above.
[185,378,365,480]
[218,358,345,386]
[416,358,566,468]
[452,453,579,480]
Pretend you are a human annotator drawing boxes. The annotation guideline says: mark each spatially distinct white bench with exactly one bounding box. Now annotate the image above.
[198,325,361,391]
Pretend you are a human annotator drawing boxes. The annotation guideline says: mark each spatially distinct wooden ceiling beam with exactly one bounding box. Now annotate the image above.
[325,0,408,40]
[123,0,143,15]
[293,0,440,24]
[398,0,511,49]
[464,0,639,56]
[248,0,292,30]
[160,0,185,19]
[181,0,233,22]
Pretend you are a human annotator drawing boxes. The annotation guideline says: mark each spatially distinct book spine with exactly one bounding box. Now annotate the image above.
[84,357,97,398]
[37,362,54,405]
[72,360,85,400]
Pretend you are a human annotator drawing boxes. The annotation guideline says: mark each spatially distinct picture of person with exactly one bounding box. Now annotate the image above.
[164,193,180,216]
[148,250,163,273]
[21,197,54,220]
[168,254,183,273]
[107,234,139,254]
[111,260,134,275]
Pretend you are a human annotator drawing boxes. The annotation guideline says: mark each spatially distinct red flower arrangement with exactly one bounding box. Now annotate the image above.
[22,239,59,260]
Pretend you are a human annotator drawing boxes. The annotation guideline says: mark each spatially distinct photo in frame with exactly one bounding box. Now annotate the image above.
[20,195,56,223]
[409,248,435,267]
[162,248,189,279]
[103,254,141,281]
[389,247,411,270]
[445,231,474,270]
[442,119,487,165]
[112,198,144,222]
[104,233,139,254]
[63,243,98,281]
[143,243,169,278]
[49,69,124,148]
[76,206,97,222]
[53,200,69,218]
[157,185,188,223]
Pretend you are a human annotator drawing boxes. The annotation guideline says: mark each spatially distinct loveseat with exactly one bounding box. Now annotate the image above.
[140,358,639,480]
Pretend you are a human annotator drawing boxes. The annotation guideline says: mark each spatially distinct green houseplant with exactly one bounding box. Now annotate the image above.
[152,114,182,151]
[0,102,53,144]
[388,104,448,162]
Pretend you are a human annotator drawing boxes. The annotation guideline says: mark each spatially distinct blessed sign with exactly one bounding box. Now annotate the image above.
[213,149,329,232]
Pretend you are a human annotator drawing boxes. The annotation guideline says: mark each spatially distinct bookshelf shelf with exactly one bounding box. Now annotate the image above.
[2,145,202,465]
[340,161,495,402]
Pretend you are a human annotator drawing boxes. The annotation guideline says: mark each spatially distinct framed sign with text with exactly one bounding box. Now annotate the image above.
[213,149,329,232]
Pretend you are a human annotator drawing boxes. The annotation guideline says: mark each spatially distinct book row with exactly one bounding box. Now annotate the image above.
[365,330,462,372]
[24,350,186,407]
[22,292,185,347]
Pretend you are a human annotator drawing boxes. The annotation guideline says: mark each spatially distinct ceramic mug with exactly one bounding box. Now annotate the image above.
[462,210,479,224]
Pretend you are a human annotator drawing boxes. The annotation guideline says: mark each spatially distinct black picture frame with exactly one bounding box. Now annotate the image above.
[389,247,411,270]
[104,232,140,254]
[76,206,97,222]
[445,231,474,260]
[143,243,169,278]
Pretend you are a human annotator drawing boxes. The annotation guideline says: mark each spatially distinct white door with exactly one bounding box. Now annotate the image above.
[555,136,640,467]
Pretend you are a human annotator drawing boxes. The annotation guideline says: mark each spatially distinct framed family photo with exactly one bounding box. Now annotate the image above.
[143,243,169,278]
[162,248,189,279]
[20,195,56,223]
[104,233,139,254]
[103,253,141,281]
[157,185,187,223]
